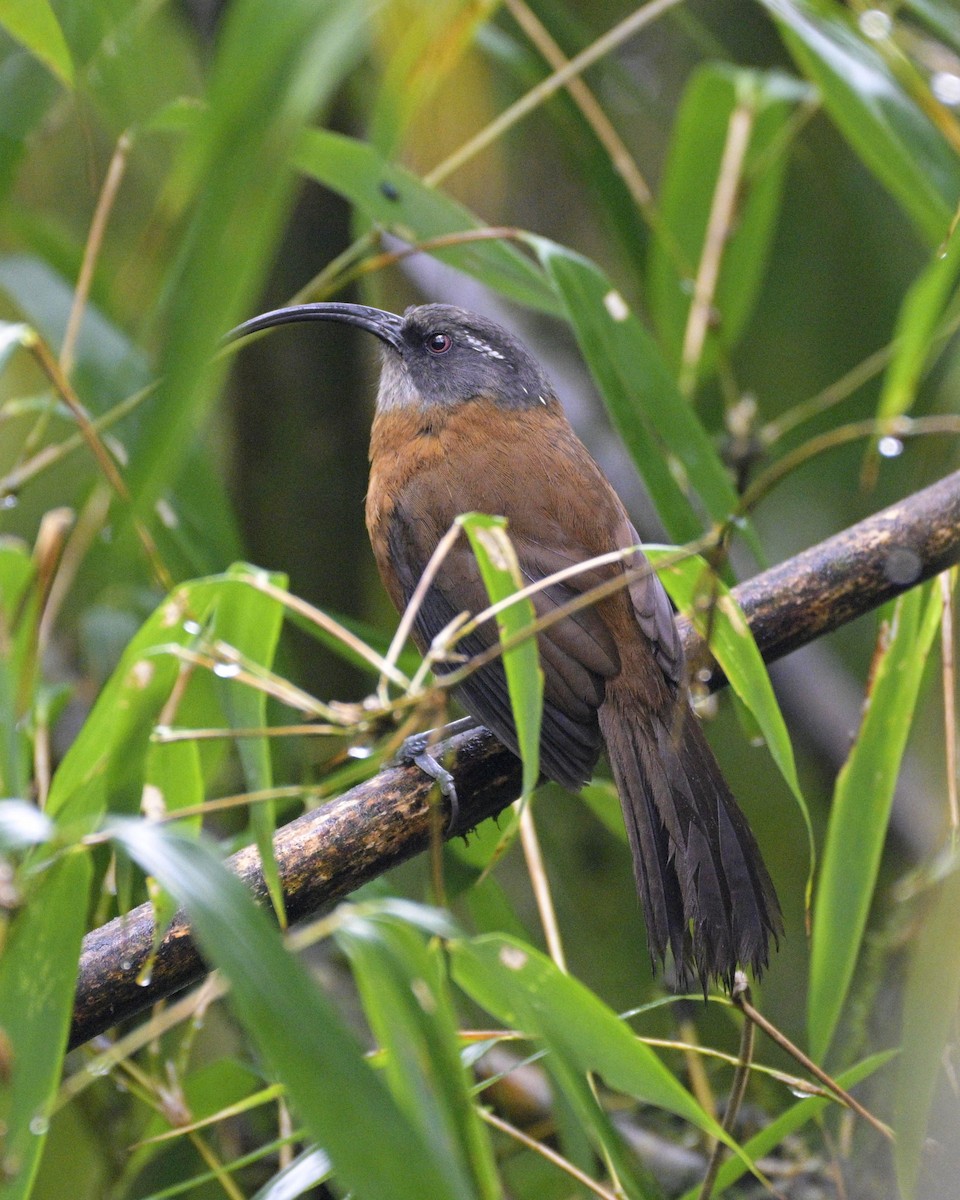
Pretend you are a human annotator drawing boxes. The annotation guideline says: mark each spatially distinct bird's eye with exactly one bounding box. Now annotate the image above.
[425,332,452,355]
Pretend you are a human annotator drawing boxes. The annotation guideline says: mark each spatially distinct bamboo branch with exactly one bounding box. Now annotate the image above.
[69,469,960,1049]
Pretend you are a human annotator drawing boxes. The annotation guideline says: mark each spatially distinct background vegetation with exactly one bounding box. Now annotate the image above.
[0,0,958,1197]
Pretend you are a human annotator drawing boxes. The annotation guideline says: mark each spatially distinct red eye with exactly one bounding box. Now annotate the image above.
[426,332,452,354]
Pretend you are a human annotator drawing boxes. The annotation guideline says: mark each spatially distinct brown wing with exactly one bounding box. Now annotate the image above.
[384,509,617,789]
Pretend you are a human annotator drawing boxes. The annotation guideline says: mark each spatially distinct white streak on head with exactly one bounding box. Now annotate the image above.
[462,332,506,360]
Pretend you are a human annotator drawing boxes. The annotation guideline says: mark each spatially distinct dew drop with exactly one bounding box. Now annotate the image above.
[28,1116,48,1137]
[136,955,155,988]
[932,71,960,107]
[120,958,133,972]
[858,9,892,39]
[87,1060,111,1078]
[347,744,374,760]
[884,547,922,586]
[0,494,18,510]
[878,435,903,458]
[182,619,202,636]
[212,661,242,679]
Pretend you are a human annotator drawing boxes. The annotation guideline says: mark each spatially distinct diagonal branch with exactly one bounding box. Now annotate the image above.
[69,469,960,1049]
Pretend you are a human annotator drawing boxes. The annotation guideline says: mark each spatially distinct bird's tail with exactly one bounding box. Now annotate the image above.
[599,688,781,991]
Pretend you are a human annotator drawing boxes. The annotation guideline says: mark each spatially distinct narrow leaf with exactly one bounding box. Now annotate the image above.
[0,0,73,86]
[808,582,943,1060]
[645,547,807,808]
[649,64,806,376]
[337,909,499,1199]
[451,934,736,1146]
[894,862,960,1198]
[532,238,744,542]
[0,852,91,1200]
[677,1051,895,1200]
[110,820,466,1200]
[757,0,959,244]
[458,513,542,797]
[213,564,288,922]
[293,129,561,316]
[128,0,372,522]
[876,218,960,422]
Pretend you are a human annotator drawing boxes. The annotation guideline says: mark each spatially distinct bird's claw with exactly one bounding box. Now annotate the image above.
[388,728,465,833]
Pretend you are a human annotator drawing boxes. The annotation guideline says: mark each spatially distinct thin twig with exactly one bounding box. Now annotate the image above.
[679,102,754,396]
[479,1108,620,1200]
[27,334,172,591]
[697,973,763,1200]
[244,575,410,690]
[381,522,463,701]
[519,802,567,972]
[732,989,893,1141]
[61,131,132,379]
[426,0,685,188]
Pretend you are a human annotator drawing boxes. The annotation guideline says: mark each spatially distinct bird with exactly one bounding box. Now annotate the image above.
[230,300,782,990]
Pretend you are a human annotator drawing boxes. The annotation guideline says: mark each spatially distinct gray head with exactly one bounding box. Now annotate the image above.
[229,301,553,412]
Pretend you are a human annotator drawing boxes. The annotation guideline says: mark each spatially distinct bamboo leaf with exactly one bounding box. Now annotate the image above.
[894,860,960,1198]
[127,0,372,522]
[212,564,288,923]
[532,238,744,543]
[0,852,91,1200]
[645,547,807,811]
[458,513,542,798]
[110,820,467,1200]
[808,582,943,1061]
[337,907,499,1200]
[875,217,960,423]
[757,0,959,244]
[293,129,561,315]
[452,934,737,1146]
[649,64,807,376]
[0,0,73,86]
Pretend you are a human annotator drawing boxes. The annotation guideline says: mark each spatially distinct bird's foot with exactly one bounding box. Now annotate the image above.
[389,717,478,832]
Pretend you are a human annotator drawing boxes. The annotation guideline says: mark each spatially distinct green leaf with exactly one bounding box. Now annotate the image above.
[757,0,959,244]
[0,851,91,1200]
[894,861,960,1198]
[808,582,943,1061]
[644,547,807,810]
[293,129,561,316]
[127,0,372,523]
[110,820,467,1200]
[336,908,499,1200]
[458,513,542,798]
[451,934,736,1146]
[648,64,806,377]
[902,0,960,51]
[212,564,288,923]
[0,538,34,798]
[875,218,960,423]
[532,238,744,543]
[45,573,270,827]
[0,0,73,86]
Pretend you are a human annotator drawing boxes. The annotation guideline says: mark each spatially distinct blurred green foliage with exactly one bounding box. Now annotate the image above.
[0,1,959,1197]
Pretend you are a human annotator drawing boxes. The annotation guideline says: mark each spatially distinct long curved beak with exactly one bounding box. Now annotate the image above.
[227,302,405,352]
